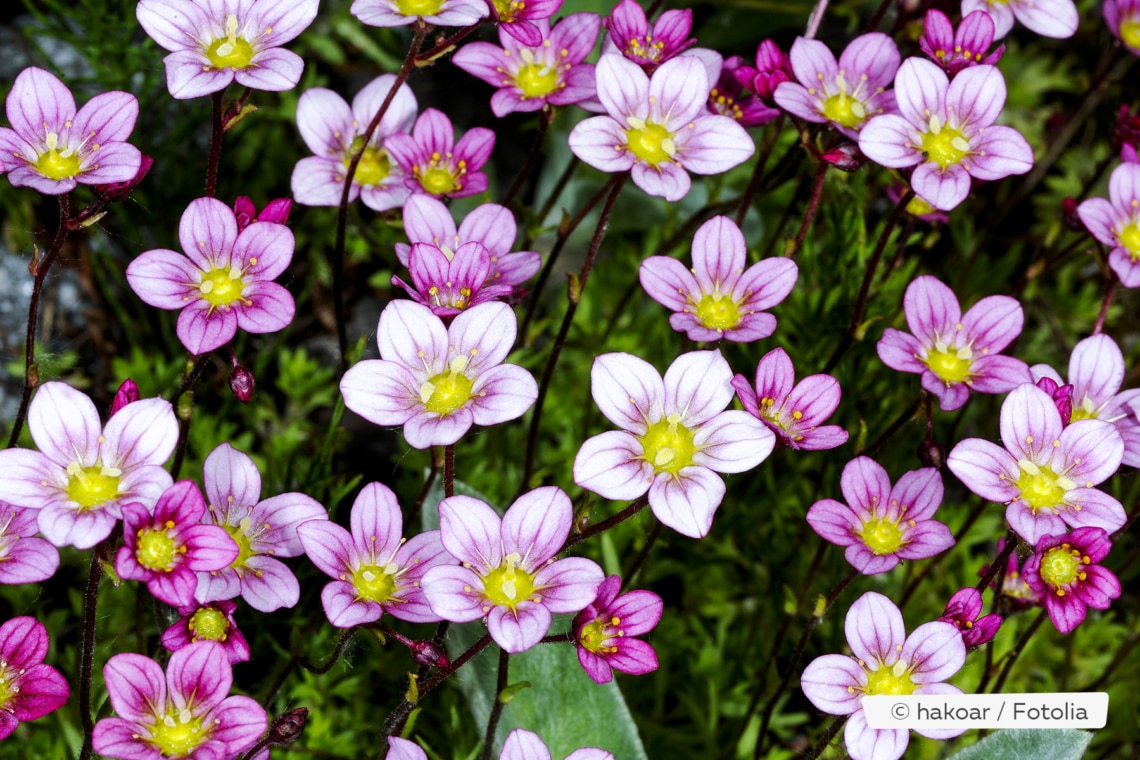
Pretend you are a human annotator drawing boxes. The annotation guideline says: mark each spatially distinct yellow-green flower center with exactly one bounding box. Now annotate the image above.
[1039,543,1084,588]
[578,617,619,655]
[1069,398,1097,422]
[224,519,256,569]
[397,0,444,16]
[150,709,208,757]
[1119,18,1140,50]
[66,463,122,510]
[921,120,970,169]
[822,93,866,129]
[137,524,178,571]
[694,293,741,332]
[494,0,523,21]
[352,146,392,187]
[863,660,917,696]
[36,139,82,180]
[905,195,938,217]
[639,413,697,476]
[415,152,466,196]
[420,355,474,416]
[625,121,675,166]
[353,563,399,603]
[858,517,904,555]
[925,346,972,385]
[188,608,229,642]
[1015,461,1071,512]
[206,14,254,70]
[483,553,536,610]
[515,63,559,99]
[198,266,245,308]
[1118,222,1140,261]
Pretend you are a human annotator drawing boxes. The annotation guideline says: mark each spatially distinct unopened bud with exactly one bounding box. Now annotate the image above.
[234,196,292,230]
[95,154,153,202]
[109,379,140,418]
[917,438,945,469]
[229,364,255,404]
[407,640,449,669]
[1061,197,1084,232]
[1035,376,1073,425]
[821,142,865,173]
[1113,105,1140,151]
[268,707,308,746]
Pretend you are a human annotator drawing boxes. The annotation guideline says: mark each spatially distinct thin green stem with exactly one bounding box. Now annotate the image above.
[502,106,554,209]
[563,495,649,553]
[989,610,1048,693]
[800,714,847,760]
[479,649,512,760]
[786,160,828,259]
[734,116,784,227]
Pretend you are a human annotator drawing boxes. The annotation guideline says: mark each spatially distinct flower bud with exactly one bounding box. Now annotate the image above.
[234,196,292,230]
[1061,197,1084,232]
[821,142,865,173]
[407,640,449,669]
[229,364,256,404]
[1035,376,1073,425]
[917,438,945,469]
[268,707,308,746]
[94,154,153,202]
[109,379,140,418]
[1113,105,1140,152]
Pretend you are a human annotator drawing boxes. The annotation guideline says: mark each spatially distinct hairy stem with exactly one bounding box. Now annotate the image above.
[479,649,512,760]
[77,545,106,760]
[989,610,1048,693]
[564,495,649,552]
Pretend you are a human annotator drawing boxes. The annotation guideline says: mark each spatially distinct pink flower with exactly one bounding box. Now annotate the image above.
[603,0,695,69]
[876,275,1031,411]
[707,56,781,127]
[126,196,297,355]
[0,503,59,585]
[487,0,564,46]
[0,381,177,549]
[387,729,614,760]
[161,600,250,664]
[385,108,495,199]
[573,575,662,684]
[0,617,69,741]
[392,241,512,316]
[732,348,848,451]
[569,54,754,202]
[859,58,1033,211]
[938,588,1002,647]
[573,351,775,539]
[1076,161,1140,287]
[421,487,604,653]
[340,300,538,450]
[919,10,1004,76]
[115,481,239,608]
[298,482,452,628]
[1024,527,1121,634]
[93,641,266,759]
[731,39,792,106]
[983,537,1043,611]
[0,67,141,195]
[799,592,965,760]
[453,14,600,117]
[1106,0,1140,56]
[639,216,797,342]
[195,443,327,613]
[806,457,955,574]
[962,0,1078,38]
[773,34,901,140]
[136,0,319,99]
[291,74,418,212]
[947,384,1126,546]
[351,0,487,28]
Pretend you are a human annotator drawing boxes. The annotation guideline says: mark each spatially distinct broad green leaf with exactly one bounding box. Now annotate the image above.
[948,729,1092,760]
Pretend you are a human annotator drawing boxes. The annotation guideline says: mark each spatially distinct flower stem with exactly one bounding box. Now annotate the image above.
[564,495,649,552]
[77,544,106,760]
[800,714,847,760]
[408,448,442,528]
[444,444,455,498]
[1092,276,1117,335]
[786,161,828,259]
[502,106,554,209]
[622,517,662,588]
[479,649,512,760]
[735,116,784,227]
[989,609,1047,693]
[170,353,212,480]
[855,393,923,459]
[900,496,989,610]
[976,529,1019,595]
[205,90,225,198]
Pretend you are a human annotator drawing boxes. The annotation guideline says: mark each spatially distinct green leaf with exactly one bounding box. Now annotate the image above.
[948,729,1092,760]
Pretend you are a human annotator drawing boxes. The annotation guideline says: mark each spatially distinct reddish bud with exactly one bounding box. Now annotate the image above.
[1113,105,1140,151]
[917,439,945,469]
[234,196,293,230]
[94,154,153,202]
[408,640,449,669]
[821,142,865,172]
[1035,376,1073,426]
[229,364,255,404]
[1061,197,1084,232]
[108,379,140,418]
[268,707,308,745]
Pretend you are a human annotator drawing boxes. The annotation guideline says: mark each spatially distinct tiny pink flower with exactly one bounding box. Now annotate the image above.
[876,275,1032,411]
[1024,527,1121,634]
[806,457,955,574]
[136,0,319,99]
[639,216,797,342]
[707,56,781,127]
[573,575,662,684]
[938,588,1002,647]
[387,729,614,760]
[0,67,141,195]
[962,0,1079,39]
[573,351,775,539]
[948,383,1126,546]
[0,503,60,585]
[0,617,69,741]
[93,641,266,759]
[919,10,1004,76]
[732,348,848,451]
[392,241,512,316]
[982,537,1043,611]
[1076,161,1140,287]
[298,482,452,628]
[351,0,488,28]
[487,0,564,46]
[800,592,965,760]
[161,600,250,664]
[126,196,297,355]
[603,0,695,70]
[340,300,538,450]
[385,108,495,199]
[732,39,792,106]
[422,487,605,653]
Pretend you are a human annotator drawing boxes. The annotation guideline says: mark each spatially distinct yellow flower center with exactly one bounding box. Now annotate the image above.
[150,708,208,757]
[921,118,970,169]
[224,518,256,569]
[578,617,620,655]
[694,293,741,332]
[397,0,444,16]
[858,517,904,555]
[1118,222,1140,261]
[905,195,937,217]
[625,121,675,166]
[420,355,474,416]
[206,14,254,70]
[414,152,466,196]
[1119,18,1140,50]
[493,0,524,22]
[863,659,917,696]
[483,553,536,610]
[1068,397,1097,422]
[352,145,392,187]
[198,266,245,308]
[66,463,122,510]
[188,607,229,642]
[639,413,697,476]
[35,130,83,180]
[136,524,178,571]
[1015,461,1073,512]
[515,63,559,99]
[353,563,399,603]
[1039,543,1085,588]
[925,345,972,385]
[822,93,866,129]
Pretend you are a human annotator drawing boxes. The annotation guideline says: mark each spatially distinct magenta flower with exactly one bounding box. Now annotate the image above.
[385,108,495,199]
[806,457,954,574]
[93,641,266,759]
[0,503,59,584]
[136,0,319,99]
[919,10,1003,76]
[1031,334,1140,467]
[1077,161,1140,287]
[126,197,296,355]
[0,67,141,195]
[340,300,538,450]
[948,383,1126,546]
[0,617,69,741]
[604,0,694,69]
[938,588,1002,648]
[876,275,1031,411]
[0,381,177,549]
[708,56,781,127]
[421,487,604,653]
[962,0,1078,38]
[731,348,848,451]
[573,575,662,684]
[1106,0,1140,55]
[298,482,452,628]
[569,54,754,202]
[772,34,900,140]
[161,600,250,664]
[1024,527,1121,634]
[292,74,418,212]
[393,241,512,316]
[799,592,965,760]
[115,481,239,608]
[234,195,291,229]
[486,0,564,45]
[573,351,775,539]
[639,216,797,342]
[731,39,792,106]
[453,14,600,117]
[859,58,1033,211]
[351,0,487,28]
[395,194,541,289]
[195,443,327,613]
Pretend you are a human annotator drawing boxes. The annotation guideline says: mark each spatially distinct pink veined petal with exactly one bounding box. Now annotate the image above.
[103,652,166,721]
[454,127,495,170]
[845,544,902,574]
[469,364,538,427]
[349,482,405,559]
[1013,0,1079,37]
[6,68,75,139]
[126,250,200,309]
[787,37,838,91]
[487,602,551,653]
[967,355,1032,394]
[1069,334,1125,405]
[402,408,475,448]
[421,565,487,622]
[135,0,209,51]
[967,125,1034,180]
[72,90,138,146]
[595,53,649,121]
[167,640,231,713]
[78,142,143,187]
[902,621,965,682]
[247,0,320,46]
[799,654,866,715]
[911,161,971,211]
[296,88,353,156]
[403,194,458,249]
[961,295,1023,353]
[438,495,503,568]
[640,256,700,312]
[235,281,295,335]
[690,216,746,293]
[378,300,449,374]
[1000,383,1064,461]
[322,582,383,627]
[577,646,614,684]
[877,328,927,374]
[164,49,234,99]
[291,156,354,206]
[893,57,946,128]
[101,397,178,471]
[449,301,517,373]
[673,115,754,175]
[453,41,506,88]
[945,64,1005,130]
[946,438,1019,502]
[569,116,637,173]
[1045,589,1087,634]
[1057,420,1123,484]
[649,55,709,130]
[845,591,905,665]
[1108,162,1140,216]
[532,556,604,613]
[1108,249,1140,287]
[1061,487,1127,535]
[501,729,553,760]
[232,221,294,280]
[297,520,354,579]
[752,348,795,402]
[606,637,659,676]
[573,431,654,501]
[845,710,909,760]
[903,276,960,344]
[839,457,893,519]
[772,81,826,124]
[207,694,268,756]
[889,468,943,522]
[858,115,923,168]
[38,501,119,549]
[412,108,456,157]
[203,443,262,510]
[350,0,415,27]
[179,197,239,271]
[735,257,798,312]
[647,466,726,538]
[501,486,572,567]
[591,353,662,433]
[631,159,691,201]
[1005,500,1066,545]
[805,499,861,547]
[177,299,238,355]
[693,411,775,473]
[239,556,301,612]
[0,536,60,584]
[550,13,601,65]
[665,351,734,426]
[0,450,69,510]
[1076,198,1118,246]
[785,373,843,426]
[839,32,901,90]
[28,381,102,467]
[1074,564,1121,609]
[388,737,431,760]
